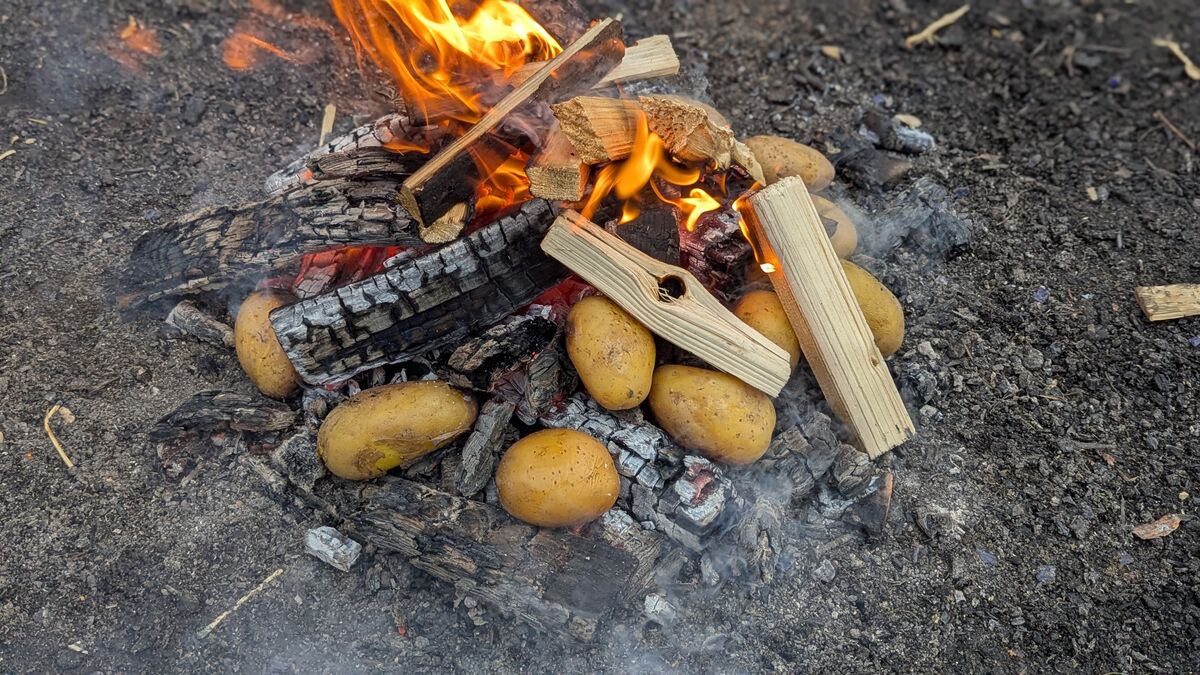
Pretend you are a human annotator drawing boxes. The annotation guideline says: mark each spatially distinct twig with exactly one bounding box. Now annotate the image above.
[1154,110,1197,152]
[1153,38,1200,81]
[905,4,971,49]
[0,66,7,96]
[196,568,284,638]
[0,150,14,163]
[318,103,336,147]
[43,404,76,469]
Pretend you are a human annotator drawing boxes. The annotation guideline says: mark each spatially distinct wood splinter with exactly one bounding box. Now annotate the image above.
[541,210,792,397]
[1135,284,1200,322]
[742,177,914,458]
[905,4,971,49]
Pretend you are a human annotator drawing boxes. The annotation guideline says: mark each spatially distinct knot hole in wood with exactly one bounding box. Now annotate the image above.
[656,275,687,303]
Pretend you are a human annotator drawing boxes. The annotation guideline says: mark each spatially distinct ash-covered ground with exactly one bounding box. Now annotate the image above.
[2,0,1200,672]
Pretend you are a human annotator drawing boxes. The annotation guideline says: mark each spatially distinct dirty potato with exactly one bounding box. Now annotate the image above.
[842,260,905,358]
[566,296,655,411]
[744,135,835,190]
[811,195,859,259]
[495,429,619,528]
[733,290,801,369]
[235,290,300,399]
[317,381,477,481]
[647,365,776,465]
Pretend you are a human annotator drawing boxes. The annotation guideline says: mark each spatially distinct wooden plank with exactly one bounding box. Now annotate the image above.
[1136,284,1200,321]
[540,210,792,397]
[399,19,625,227]
[512,34,680,89]
[742,176,914,458]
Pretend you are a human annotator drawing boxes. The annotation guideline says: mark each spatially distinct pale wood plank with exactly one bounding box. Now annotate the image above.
[1136,284,1200,321]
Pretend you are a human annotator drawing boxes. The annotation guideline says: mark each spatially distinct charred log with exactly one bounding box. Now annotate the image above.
[150,390,297,442]
[270,199,566,385]
[124,176,421,306]
[441,315,559,392]
[347,478,663,641]
[679,209,753,303]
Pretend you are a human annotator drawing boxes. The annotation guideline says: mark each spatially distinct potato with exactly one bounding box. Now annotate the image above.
[495,429,619,528]
[648,365,776,465]
[810,195,859,259]
[235,290,300,399]
[318,381,477,481]
[744,135,835,190]
[733,290,800,369]
[566,296,655,411]
[842,260,905,358]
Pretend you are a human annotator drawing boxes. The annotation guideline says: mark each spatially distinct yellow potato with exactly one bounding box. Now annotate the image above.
[810,195,859,259]
[648,365,776,465]
[566,296,655,411]
[318,381,477,481]
[842,261,905,358]
[744,135,835,190]
[235,290,300,399]
[495,429,619,528]
[733,290,801,369]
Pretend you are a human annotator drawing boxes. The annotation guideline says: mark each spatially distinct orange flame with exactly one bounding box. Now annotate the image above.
[580,111,722,231]
[120,17,161,56]
[330,0,562,123]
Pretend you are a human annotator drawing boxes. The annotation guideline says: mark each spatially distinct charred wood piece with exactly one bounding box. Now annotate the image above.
[150,390,296,442]
[347,478,664,641]
[494,337,577,425]
[442,315,559,392]
[610,201,681,265]
[124,177,420,306]
[456,398,517,497]
[679,209,753,303]
[163,301,234,348]
[861,110,936,155]
[270,199,566,385]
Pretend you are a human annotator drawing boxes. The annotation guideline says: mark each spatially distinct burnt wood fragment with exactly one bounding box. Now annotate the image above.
[270,199,566,385]
[679,210,752,303]
[163,301,234,348]
[150,390,297,441]
[611,203,681,265]
[455,398,517,497]
[347,478,663,640]
[124,177,421,306]
[442,315,559,392]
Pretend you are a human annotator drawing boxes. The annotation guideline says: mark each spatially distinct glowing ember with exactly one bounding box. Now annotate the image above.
[330,0,562,123]
[224,32,313,70]
[120,17,161,56]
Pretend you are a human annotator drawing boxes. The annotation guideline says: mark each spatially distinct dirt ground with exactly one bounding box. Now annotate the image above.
[2,0,1199,672]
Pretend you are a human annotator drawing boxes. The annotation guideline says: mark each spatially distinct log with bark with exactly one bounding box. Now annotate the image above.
[347,478,665,641]
[270,199,567,385]
[123,176,421,306]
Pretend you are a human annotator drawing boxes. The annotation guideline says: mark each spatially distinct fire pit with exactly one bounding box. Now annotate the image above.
[128,0,917,640]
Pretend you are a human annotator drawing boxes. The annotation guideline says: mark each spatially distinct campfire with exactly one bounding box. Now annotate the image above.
[130,0,916,639]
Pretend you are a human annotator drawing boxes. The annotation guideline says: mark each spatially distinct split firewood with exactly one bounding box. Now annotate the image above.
[527,124,588,201]
[1135,284,1200,321]
[149,390,297,442]
[639,95,734,168]
[551,96,642,164]
[347,478,665,641]
[271,199,566,386]
[399,19,626,229]
[512,34,679,90]
[540,210,791,397]
[742,177,914,459]
[419,201,471,244]
[123,177,420,306]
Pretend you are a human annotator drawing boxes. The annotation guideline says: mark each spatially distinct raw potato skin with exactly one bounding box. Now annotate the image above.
[566,296,656,411]
[235,290,300,399]
[318,381,477,481]
[811,195,859,259]
[495,429,620,528]
[842,260,905,358]
[744,135,835,190]
[648,365,776,465]
[734,290,801,369]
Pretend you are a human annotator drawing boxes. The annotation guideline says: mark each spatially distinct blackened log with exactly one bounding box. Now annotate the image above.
[124,177,421,306]
[270,199,566,385]
[455,398,517,497]
[150,390,297,441]
[441,315,559,391]
[347,478,663,641]
[611,202,681,265]
[679,209,752,303]
[264,114,448,196]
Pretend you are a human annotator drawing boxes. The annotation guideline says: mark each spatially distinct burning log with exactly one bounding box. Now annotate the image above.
[263,113,444,196]
[679,210,753,303]
[551,96,642,164]
[270,199,566,385]
[347,478,665,641]
[742,177,914,458]
[124,177,419,305]
[541,210,791,396]
[149,390,296,441]
[527,125,588,201]
[399,19,626,230]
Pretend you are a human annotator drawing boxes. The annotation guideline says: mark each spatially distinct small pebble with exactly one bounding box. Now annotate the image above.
[814,560,837,583]
[1035,564,1056,584]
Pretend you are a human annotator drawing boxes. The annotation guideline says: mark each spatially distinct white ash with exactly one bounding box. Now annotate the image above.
[304,526,362,572]
[642,593,679,626]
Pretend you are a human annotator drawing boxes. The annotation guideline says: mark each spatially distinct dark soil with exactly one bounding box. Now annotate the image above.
[3,0,1200,672]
